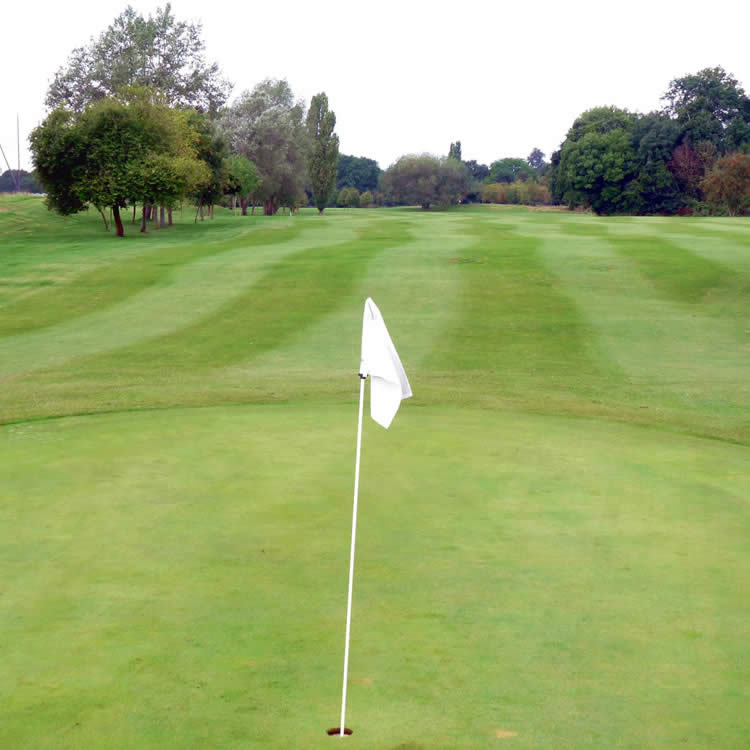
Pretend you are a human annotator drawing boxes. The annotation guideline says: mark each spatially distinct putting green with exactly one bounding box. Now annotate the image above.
[1,197,749,748]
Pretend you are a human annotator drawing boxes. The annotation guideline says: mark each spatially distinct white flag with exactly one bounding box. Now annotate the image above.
[359,298,412,428]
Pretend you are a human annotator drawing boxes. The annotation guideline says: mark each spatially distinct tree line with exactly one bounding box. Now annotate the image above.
[28,4,750,226]
[547,67,750,215]
[30,4,341,235]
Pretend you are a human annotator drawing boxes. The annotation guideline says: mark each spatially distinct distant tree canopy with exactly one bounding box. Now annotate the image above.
[382,154,473,209]
[448,141,462,161]
[548,67,750,215]
[488,157,536,183]
[464,160,489,182]
[526,148,547,173]
[337,154,381,193]
[662,66,750,152]
[46,3,231,114]
[0,170,43,193]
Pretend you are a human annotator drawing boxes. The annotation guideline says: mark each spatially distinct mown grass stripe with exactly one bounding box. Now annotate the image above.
[36,218,412,380]
[0,220,309,336]
[423,219,620,402]
[246,210,477,380]
[531,220,750,442]
[605,230,749,307]
[0,222,362,381]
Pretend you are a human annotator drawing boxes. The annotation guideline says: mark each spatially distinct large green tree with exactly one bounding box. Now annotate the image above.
[555,129,639,214]
[31,91,206,236]
[46,4,231,114]
[552,106,640,213]
[382,154,472,209]
[219,79,307,215]
[662,66,750,152]
[336,154,381,193]
[305,92,339,214]
[488,157,536,183]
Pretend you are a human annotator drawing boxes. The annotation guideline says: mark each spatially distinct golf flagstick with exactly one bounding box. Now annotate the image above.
[336,298,411,737]
[339,374,366,737]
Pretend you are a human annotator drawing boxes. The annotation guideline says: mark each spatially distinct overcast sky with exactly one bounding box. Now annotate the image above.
[3,0,750,174]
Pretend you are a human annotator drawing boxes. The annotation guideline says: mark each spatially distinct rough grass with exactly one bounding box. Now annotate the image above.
[1,196,749,749]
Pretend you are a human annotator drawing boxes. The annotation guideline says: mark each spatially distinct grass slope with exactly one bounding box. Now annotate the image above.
[1,196,749,749]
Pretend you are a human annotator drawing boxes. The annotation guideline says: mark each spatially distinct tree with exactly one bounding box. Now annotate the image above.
[438,158,474,204]
[668,140,709,199]
[306,92,339,214]
[448,141,462,161]
[701,153,750,215]
[488,157,536,183]
[31,90,206,236]
[360,190,374,206]
[662,66,750,152]
[565,106,638,142]
[0,170,43,193]
[552,106,639,212]
[337,186,360,207]
[186,112,228,220]
[219,79,307,215]
[337,154,381,193]
[382,154,472,209]
[464,160,490,187]
[46,4,231,114]
[555,129,638,214]
[526,148,547,171]
[228,155,259,215]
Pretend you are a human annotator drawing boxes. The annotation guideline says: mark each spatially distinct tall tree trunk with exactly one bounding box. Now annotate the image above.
[141,204,148,233]
[263,198,278,216]
[251,200,256,215]
[199,203,204,221]
[168,208,173,226]
[159,204,166,228]
[96,206,110,231]
[132,203,137,224]
[153,202,159,228]
[144,203,151,221]
[240,197,248,216]
[195,202,201,223]
[210,204,214,220]
[112,205,124,237]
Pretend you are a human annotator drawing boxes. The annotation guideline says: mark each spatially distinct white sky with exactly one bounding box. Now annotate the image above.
[3,0,750,174]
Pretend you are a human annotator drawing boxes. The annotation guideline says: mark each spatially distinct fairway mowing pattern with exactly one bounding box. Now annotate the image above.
[423,218,622,408]
[1,198,749,749]
[606,231,747,307]
[0,220,306,336]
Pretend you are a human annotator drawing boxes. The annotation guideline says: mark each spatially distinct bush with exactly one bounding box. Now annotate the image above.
[337,186,360,207]
[480,180,552,206]
[360,190,374,207]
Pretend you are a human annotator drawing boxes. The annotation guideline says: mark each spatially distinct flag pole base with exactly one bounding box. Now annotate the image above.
[327,728,353,736]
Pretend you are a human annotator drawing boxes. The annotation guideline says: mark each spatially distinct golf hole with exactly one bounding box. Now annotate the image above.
[327,727,353,736]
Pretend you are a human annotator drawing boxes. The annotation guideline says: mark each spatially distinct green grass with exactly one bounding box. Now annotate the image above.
[1,196,749,748]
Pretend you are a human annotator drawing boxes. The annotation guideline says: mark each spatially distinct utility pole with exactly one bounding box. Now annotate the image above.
[17,114,21,192]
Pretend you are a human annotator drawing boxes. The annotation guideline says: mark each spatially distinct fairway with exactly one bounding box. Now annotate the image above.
[1,197,749,748]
